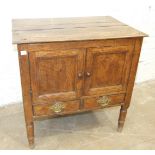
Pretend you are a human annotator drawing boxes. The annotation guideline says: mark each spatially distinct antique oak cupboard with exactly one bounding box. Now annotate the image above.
[12,16,147,148]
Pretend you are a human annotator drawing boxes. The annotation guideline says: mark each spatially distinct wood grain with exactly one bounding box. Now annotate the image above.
[12,16,147,44]
[118,37,143,131]
[17,45,34,148]
[12,16,123,31]
[33,100,80,116]
[84,94,125,110]
[18,38,135,52]
[29,49,85,104]
[84,45,134,96]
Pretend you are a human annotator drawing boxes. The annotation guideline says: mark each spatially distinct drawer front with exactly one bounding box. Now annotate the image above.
[33,100,80,116]
[83,94,125,110]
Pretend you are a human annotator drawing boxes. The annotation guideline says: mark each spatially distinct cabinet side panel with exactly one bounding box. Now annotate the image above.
[124,37,143,109]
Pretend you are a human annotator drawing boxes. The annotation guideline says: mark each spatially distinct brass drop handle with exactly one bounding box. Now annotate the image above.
[86,72,91,77]
[78,72,83,78]
[97,96,111,107]
[50,102,65,113]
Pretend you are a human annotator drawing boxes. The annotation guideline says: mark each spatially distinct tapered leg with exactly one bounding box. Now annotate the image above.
[26,122,34,148]
[117,106,127,132]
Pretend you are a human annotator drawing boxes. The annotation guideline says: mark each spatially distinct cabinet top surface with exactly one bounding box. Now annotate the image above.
[12,16,147,44]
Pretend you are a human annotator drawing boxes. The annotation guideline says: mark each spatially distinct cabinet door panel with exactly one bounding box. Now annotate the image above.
[84,46,133,96]
[29,49,85,104]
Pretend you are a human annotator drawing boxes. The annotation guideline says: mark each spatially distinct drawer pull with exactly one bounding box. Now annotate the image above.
[50,102,65,113]
[86,72,91,77]
[97,96,111,107]
[78,72,83,78]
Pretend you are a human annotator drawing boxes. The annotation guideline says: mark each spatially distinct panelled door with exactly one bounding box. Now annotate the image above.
[84,46,133,96]
[29,49,85,104]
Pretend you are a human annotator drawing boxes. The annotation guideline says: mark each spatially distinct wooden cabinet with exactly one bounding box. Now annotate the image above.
[12,16,147,148]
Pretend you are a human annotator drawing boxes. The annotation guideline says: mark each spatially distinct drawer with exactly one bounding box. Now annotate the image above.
[83,94,125,110]
[33,100,80,116]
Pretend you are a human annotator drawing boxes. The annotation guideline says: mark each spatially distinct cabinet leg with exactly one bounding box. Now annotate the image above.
[18,47,35,148]
[26,122,35,149]
[117,106,127,132]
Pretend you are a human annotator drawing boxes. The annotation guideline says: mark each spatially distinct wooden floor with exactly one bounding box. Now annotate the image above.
[0,80,155,149]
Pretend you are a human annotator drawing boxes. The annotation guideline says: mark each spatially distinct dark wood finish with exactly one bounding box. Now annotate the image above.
[12,16,147,148]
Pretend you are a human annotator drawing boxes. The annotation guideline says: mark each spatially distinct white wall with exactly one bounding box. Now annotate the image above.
[0,0,155,106]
